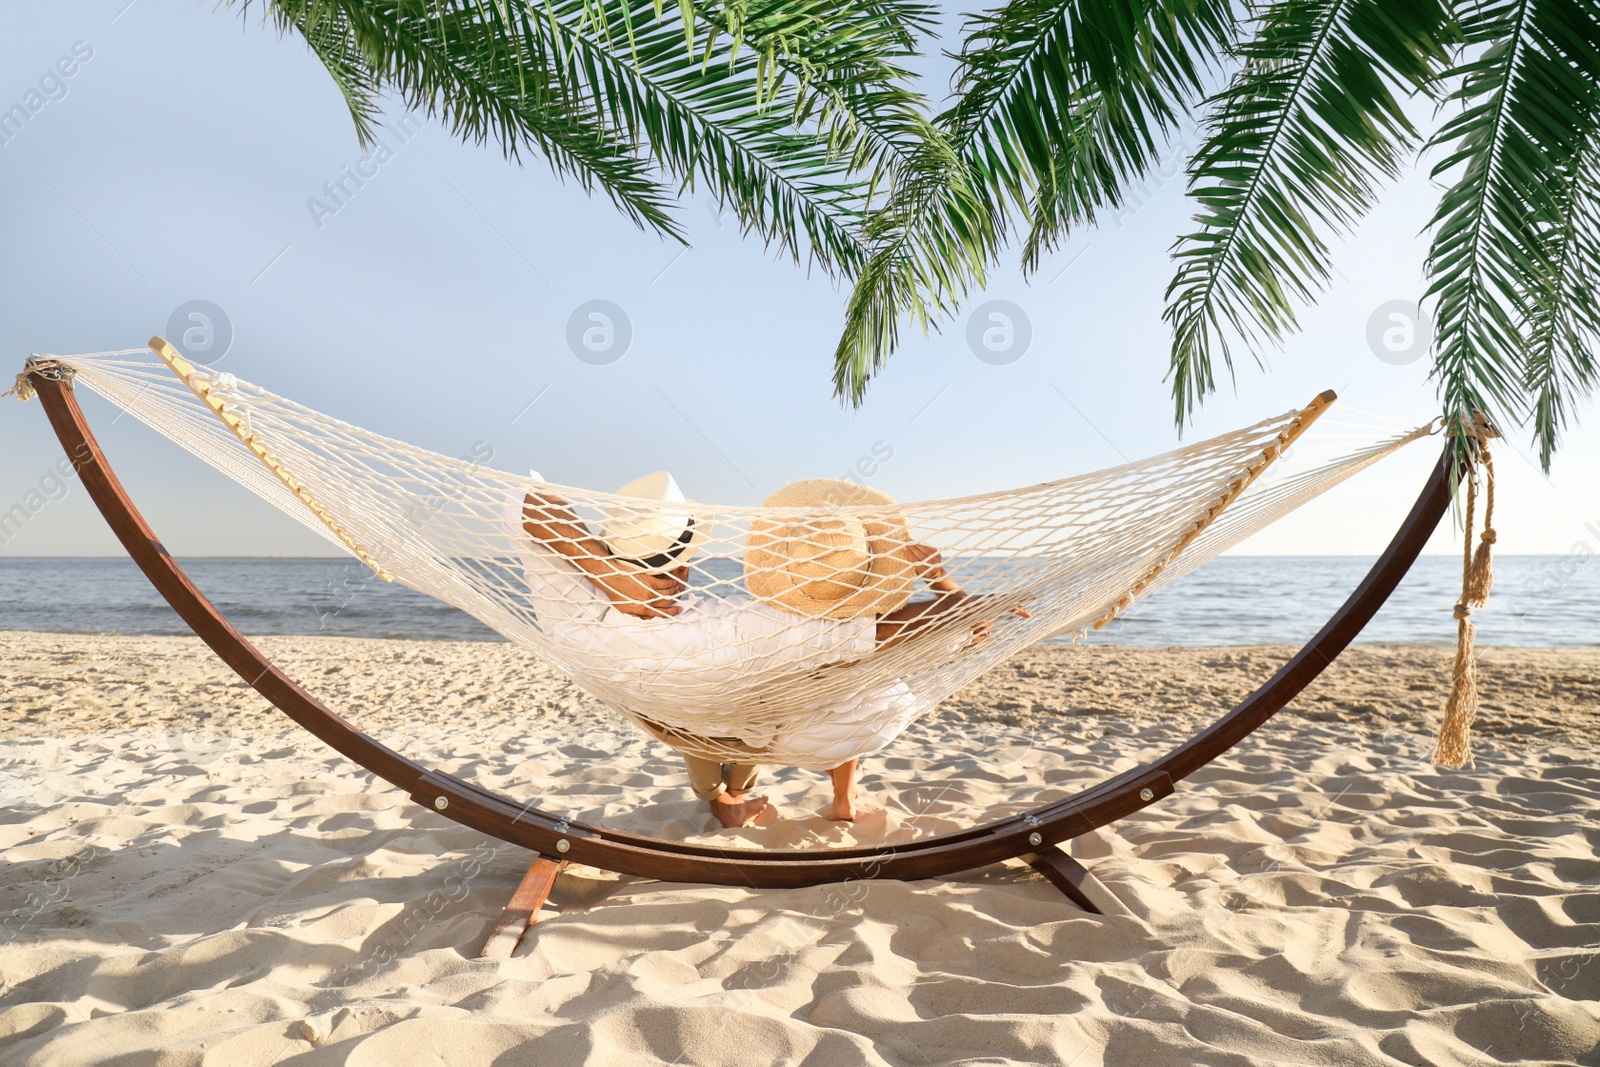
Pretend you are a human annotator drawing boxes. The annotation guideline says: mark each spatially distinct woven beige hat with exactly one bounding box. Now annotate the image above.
[745,479,918,619]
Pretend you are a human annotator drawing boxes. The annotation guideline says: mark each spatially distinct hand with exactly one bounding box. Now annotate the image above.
[522,492,690,619]
[899,541,958,591]
[960,594,1032,650]
[587,565,687,619]
[875,588,1031,650]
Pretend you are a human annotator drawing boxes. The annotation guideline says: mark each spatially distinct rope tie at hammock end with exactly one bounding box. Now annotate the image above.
[1435,421,1498,770]
[1466,469,1496,608]
[4,372,35,402]
[6,358,73,402]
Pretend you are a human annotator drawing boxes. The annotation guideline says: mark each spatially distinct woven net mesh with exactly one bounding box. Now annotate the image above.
[45,349,1433,769]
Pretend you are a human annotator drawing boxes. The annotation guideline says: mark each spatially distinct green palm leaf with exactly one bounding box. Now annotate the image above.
[249,1,945,271]
[241,0,1600,473]
[1165,0,1453,424]
[1013,0,1234,269]
[533,0,935,272]
[1424,0,1600,463]
[280,2,384,145]
[1523,122,1600,467]
[833,0,1235,404]
[832,132,987,400]
[252,1,684,237]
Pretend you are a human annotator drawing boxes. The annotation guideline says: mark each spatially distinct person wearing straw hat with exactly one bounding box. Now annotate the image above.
[743,478,1024,820]
[509,473,995,827]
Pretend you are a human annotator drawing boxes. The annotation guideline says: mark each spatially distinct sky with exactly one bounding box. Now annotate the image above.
[1,1,1597,562]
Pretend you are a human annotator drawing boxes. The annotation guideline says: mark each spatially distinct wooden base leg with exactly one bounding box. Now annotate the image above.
[479,854,567,959]
[1024,846,1134,919]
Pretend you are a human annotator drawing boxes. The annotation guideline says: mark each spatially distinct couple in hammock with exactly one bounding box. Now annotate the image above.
[517,471,1024,828]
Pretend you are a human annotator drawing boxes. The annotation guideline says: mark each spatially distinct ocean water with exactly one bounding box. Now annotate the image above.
[1,555,1595,647]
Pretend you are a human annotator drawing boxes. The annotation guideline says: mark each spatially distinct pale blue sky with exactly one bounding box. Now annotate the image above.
[1,1,1596,560]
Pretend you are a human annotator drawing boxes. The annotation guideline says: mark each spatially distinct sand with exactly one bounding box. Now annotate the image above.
[1,630,1597,1066]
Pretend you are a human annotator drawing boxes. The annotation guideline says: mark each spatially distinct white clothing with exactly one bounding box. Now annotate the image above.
[755,627,967,768]
[504,490,875,749]
[761,678,928,769]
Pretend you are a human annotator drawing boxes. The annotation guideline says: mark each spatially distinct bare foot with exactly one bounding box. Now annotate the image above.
[709,791,768,828]
[826,794,856,821]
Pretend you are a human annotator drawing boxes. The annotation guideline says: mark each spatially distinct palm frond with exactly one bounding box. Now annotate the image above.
[703,0,939,196]
[249,0,685,238]
[537,0,944,273]
[832,131,989,400]
[1524,122,1600,466]
[833,0,1236,404]
[282,2,384,145]
[1165,0,1454,424]
[1425,0,1600,462]
[245,0,1600,473]
[250,1,946,271]
[1011,0,1235,269]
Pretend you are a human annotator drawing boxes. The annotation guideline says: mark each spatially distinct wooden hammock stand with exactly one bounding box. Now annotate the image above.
[24,361,1454,958]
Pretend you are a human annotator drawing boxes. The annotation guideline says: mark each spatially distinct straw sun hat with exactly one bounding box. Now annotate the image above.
[600,471,708,574]
[745,479,918,619]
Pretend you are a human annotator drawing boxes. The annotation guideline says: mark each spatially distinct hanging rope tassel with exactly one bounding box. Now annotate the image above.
[1434,433,1495,769]
[1465,446,1496,607]
[1436,603,1478,768]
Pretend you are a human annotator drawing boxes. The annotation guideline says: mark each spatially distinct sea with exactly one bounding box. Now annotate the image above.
[1,555,1595,647]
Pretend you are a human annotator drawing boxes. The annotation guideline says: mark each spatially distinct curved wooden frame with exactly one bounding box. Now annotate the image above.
[27,364,1454,890]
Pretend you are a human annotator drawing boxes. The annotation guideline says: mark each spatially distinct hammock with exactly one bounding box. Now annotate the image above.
[24,342,1437,770]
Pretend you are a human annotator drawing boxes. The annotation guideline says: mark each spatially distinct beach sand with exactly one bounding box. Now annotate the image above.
[1,630,1597,1065]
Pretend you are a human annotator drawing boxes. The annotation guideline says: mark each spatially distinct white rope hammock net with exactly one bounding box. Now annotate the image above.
[42,349,1434,769]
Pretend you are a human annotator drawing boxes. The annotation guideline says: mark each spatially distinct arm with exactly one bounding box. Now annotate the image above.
[899,540,960,593]
[874,541,1030,650]
[522,491,685,618]
[874,590,970,650]
[873,540,966,649]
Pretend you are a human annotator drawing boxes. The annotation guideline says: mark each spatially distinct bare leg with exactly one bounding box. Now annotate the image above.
[826,759,858,821]
[709,790,768,828]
